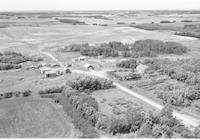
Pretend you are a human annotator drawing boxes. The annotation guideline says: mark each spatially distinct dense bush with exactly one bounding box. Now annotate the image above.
[181,20,192,22]
[117,22,126,24]
[155,85,191,106]
[67,76,115,92]
[38,86,64,95]
[131,23,180,31]
[0,63,21,70]
[175,32,200,39]
[60,96,99,138]
[59,19,86,25]
[0,51,43,64]
[160,20,176,23]
[116,59,138,69]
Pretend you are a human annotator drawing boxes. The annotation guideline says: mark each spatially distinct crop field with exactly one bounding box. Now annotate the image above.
[0,98,73,138]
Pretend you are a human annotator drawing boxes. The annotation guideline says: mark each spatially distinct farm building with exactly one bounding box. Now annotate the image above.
[78,56,87,61]
[84,63,94,70]
[39,67,51,74]
[120,58,127,62]
[135,64,148,75]
[44,70,57,78]
[54,67,71,75]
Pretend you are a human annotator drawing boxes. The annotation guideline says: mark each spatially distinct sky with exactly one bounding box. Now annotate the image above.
[0,0,200,11]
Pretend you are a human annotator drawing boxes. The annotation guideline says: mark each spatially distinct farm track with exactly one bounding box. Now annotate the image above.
[41,50,200,128]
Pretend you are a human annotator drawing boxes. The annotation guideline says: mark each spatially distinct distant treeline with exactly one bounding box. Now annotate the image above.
[59,40,188,58]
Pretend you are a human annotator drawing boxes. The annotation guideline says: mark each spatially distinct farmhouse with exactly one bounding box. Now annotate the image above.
[135,64,148,75]
[84,63,94,70]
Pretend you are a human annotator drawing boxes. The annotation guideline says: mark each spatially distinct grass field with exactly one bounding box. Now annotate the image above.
[0,98,73,138]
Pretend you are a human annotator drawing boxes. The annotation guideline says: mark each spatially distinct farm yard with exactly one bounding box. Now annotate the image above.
[1,10,200,138]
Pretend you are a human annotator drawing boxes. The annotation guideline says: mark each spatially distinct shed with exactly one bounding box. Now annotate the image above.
[78,56,87,61]
[64,68,71,73]
[135,64,148,75]
[44,70,57,78]
[120,58,127,62]
[39,67,51,74]
[84,63,94,70]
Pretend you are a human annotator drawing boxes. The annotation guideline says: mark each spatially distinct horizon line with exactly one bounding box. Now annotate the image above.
[0,9,200,12]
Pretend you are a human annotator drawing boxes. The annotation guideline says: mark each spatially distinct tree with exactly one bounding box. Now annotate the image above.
[125,107,144,132]
[152,124,163,138]
[109,117,129,135]
[136,122,153,138]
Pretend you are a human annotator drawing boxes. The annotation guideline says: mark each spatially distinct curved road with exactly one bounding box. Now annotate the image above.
[41,51,200,128]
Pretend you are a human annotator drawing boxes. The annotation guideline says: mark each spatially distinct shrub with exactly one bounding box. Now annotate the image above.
[22,90,31,97]
[125,107,144,132]
[95,112,110,130]
[109,117,129,135]
[117,22,126,24]
[116,59,138,69]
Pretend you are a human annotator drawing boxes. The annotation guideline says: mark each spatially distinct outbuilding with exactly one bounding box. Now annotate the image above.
[44,70,57,78]
[39,67,51,74]
[78,56,87,61]
[84,63,94,70]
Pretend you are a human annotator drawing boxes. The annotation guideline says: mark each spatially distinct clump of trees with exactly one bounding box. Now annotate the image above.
[1,90,31,99]
[60,89,100,137]
[131,39,188,56]
[59,43,89,52]
[160,20,176,23]
[67,76,115,92]
[59,40,188,58]
[59,19,86,25]
[0,63,21,70]
[108,71,141,81]
[116,59,138,69]
[107,105,193,138]
[181,20,192,22]
[38,86,64,95]
[0,51,43,65]
[175,32,200,39]
[144,58,200,107]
